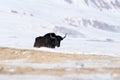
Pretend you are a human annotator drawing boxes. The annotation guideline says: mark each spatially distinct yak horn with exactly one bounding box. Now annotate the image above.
[63,33,67,39]
[50,34,55,39]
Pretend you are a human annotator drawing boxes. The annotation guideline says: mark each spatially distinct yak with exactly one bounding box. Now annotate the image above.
[33,33,67,48]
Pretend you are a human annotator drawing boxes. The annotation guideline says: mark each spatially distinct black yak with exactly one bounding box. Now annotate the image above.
[33,33,67,48]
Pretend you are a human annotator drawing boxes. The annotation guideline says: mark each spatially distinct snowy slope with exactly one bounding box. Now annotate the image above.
[0,0,120,55]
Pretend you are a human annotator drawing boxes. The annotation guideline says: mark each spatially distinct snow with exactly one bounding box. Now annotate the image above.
[0,74,119,80]
[0,0,120,56]
[0,75,61,80]
[1,58,120,80]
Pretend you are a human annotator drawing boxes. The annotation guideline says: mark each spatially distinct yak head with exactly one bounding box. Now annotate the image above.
[54,33,67,47]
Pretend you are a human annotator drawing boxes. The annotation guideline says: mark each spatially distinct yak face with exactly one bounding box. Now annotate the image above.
[55,36,63,47]
[47,33,67,48]
[55,33,67,47]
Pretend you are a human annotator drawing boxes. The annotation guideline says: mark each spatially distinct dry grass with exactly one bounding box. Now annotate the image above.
[0,47,117,62]
[0,47,120,75]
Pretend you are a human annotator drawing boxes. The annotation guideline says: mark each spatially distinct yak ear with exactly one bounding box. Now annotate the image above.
[62,33,67,39]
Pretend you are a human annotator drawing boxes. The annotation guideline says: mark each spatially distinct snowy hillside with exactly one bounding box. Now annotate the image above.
[0,0,120,55]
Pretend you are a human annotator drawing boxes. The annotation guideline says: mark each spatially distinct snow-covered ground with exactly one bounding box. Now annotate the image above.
[0,0,120,56]
[0,74,120,80]
[0,0,120,79]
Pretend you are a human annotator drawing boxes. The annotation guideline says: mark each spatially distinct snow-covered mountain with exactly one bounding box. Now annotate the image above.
[0,0,120,55]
